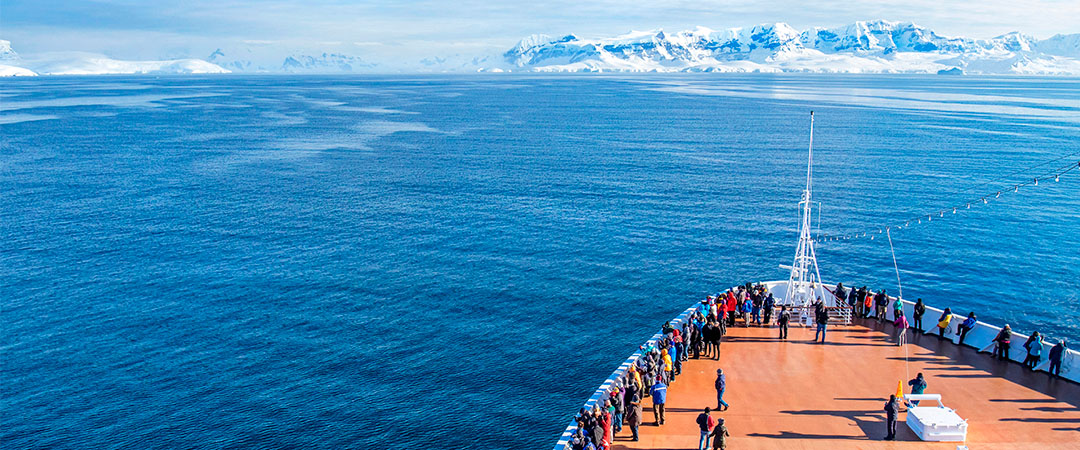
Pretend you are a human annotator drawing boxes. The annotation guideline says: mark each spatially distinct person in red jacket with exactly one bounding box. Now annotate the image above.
[725,290,737,327]
[696,407,718,450]
[599,404,613,450]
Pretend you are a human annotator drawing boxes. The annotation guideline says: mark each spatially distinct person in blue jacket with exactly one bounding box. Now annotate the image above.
[650,376,667,426]
[957,312,977,345]
[740,300,753,327]
[714,368,730,411]
[907,372,927,406]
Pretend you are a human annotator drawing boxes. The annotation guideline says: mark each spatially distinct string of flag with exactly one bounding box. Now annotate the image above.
[816,158,1080,243]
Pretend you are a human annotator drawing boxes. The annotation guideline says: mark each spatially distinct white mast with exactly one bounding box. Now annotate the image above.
[782,111,830,310]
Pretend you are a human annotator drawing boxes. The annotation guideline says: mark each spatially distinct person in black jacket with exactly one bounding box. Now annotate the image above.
[778,306,790,340]
[610,387,624,434]
[913,298,926,331]
[857,287,869,318]
[874,290,888,321]
[763,293,775,325]
[625,390,642,441]
[589,406,604,448]
[709,320,723,360]
[994,325,1012,360]
[814,301,829,343]
[884,394,900,440]
[1048,340,1067,377]
[702,321,718,358]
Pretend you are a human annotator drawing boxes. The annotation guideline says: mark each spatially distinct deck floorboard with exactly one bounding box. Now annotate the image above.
[614,319,1080,449]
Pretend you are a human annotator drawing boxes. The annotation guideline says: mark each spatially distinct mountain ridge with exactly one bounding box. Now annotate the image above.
[505,20,1080,74]
[3,20,1079,75]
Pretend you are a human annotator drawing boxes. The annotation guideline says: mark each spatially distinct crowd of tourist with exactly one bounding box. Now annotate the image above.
[829,283,1070,377]
[566,282,1071,450]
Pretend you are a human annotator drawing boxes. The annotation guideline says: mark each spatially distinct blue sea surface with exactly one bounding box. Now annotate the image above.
[2,74,1078,449]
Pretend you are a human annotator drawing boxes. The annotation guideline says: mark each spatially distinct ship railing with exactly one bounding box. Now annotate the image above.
[551,302,700,450]
[888,298,1080,383]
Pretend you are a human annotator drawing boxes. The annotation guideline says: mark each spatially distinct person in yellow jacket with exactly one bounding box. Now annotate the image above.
[628,365,643,393]
[661,349,675,384]
[936,307,953,339]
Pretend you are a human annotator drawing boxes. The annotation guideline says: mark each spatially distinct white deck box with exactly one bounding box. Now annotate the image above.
[905,394,968,442]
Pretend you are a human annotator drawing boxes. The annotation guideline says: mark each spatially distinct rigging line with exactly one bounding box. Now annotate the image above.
[885,228,904,301]
[959,149,1080,195]
[819,160,1080,241]
[886,228,910,383]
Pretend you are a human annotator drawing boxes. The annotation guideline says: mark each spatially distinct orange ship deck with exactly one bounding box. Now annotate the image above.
[616,319,1080,449]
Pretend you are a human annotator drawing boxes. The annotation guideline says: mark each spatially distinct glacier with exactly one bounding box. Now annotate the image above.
[504,21,1080,75]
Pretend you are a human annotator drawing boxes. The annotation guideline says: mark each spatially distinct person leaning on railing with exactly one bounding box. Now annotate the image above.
[936,308,953,339]
[994,325,1012,360]
[957,312,977,345]
[1023,332,1044,370]
[875,290,889,321]
[863,287,874,318]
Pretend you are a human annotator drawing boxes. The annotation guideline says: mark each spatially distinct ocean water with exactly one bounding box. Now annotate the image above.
[2,74,1078,449]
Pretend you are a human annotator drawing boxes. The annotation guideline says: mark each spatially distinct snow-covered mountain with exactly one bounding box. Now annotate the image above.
[1,40,38,76]
[1035,33,1080,57]
[281,53,376,73]
[0,40,228,76]
[5,21,1079,76]
[207,46,376,73]
[1,40,20,62]
[21,53,229,75]
[505,20,1080,74]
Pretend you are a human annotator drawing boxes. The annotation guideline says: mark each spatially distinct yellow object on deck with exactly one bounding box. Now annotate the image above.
[897,380,904,399]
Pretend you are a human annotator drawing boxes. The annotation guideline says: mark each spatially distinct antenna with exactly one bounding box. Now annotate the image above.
[782,111,831,318]
[806,111,814,193]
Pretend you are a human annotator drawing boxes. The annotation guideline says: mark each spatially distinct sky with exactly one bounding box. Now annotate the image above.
[3,0,1079,61]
